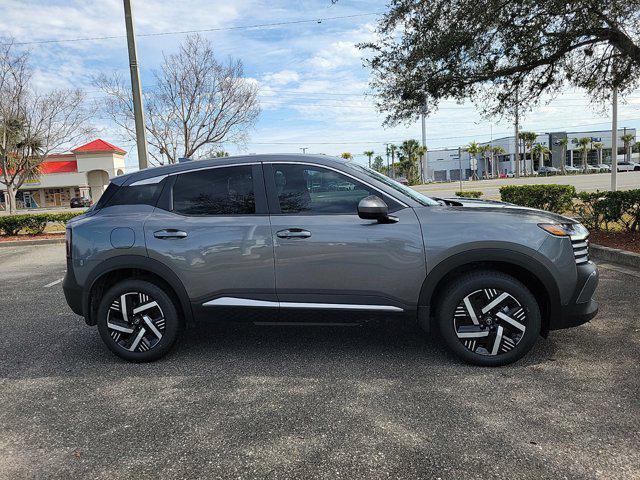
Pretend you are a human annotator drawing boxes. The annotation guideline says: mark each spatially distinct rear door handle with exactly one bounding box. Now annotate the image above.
[276,228,311,239]
[154,229,188,239]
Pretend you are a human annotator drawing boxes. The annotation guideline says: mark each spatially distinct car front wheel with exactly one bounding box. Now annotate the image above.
[96,279,180,362]
[436,271,541,366]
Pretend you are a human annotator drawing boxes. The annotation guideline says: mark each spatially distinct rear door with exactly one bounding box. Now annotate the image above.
[144,163,276,318]
[265,162,426,314]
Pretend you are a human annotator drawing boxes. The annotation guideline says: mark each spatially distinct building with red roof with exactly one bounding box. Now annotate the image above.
[1,139,127,209]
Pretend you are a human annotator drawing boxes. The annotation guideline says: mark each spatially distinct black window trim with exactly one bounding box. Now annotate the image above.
[168,163,268,217]
[263,161,407,216]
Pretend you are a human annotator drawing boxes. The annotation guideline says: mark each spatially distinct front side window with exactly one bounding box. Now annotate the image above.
[344,162,439,206]
[172,165,255,215]
[272,164,388,214]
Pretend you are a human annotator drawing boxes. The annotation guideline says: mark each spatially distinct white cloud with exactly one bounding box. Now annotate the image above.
[262,70,300,85]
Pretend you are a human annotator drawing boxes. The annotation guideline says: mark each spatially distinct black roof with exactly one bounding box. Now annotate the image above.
[112,154,345,186]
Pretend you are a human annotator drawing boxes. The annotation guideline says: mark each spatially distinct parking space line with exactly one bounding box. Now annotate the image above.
[44,278,63,288]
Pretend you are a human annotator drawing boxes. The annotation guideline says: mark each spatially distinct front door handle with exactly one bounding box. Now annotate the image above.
[276,228,311,239]
[154,229,188,239]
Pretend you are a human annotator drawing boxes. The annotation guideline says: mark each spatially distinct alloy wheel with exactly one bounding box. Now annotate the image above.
[106,292,166,353]
[453,288,527,356]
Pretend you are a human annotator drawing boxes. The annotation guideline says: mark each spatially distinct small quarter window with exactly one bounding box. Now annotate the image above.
[106,183,160,207]
[172,165,256,215]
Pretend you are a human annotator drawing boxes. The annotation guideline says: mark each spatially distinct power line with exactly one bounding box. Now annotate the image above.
[3,12,382,46]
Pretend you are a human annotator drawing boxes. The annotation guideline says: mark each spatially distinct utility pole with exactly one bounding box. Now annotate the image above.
[300,147,308,154]
[123,0,149,170]
[458,146,463,192]
[421,100,427,182]
[611,87,618,191]
[514,90,520,177]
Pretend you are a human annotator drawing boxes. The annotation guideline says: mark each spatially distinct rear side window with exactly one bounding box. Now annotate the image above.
[107,183,161,207]
[172,165,255,215]
[93,182,120,210]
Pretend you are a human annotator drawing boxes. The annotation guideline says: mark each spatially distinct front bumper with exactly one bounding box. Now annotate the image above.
[550,261,599,330]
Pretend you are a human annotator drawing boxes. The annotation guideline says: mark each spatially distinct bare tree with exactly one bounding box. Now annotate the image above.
[96,34,260,165]
[0,40,94,214]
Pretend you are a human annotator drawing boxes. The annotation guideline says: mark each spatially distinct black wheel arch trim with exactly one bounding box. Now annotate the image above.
[82,255,194,327]
[419,246,563,325]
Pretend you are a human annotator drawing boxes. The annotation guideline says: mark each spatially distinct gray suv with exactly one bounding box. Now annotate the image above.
[63,155,598,366]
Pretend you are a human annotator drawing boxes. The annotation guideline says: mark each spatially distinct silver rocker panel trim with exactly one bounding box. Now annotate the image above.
[203,296,404,312]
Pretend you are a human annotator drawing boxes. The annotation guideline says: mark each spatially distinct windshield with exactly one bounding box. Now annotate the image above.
[344,162,439,206]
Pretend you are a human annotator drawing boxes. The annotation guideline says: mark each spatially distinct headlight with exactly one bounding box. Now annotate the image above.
[538,223,588,238]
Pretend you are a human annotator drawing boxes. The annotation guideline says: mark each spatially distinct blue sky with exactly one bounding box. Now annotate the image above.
[1,0,639,171]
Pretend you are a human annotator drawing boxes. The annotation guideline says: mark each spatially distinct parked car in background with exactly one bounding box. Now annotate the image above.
[616,162,640,172]
[596,164,611,172]
[63,155,598,366]
[585,164,602,173]
[70,196,92,208]
[564,165,581,174]
[537,166,560,176]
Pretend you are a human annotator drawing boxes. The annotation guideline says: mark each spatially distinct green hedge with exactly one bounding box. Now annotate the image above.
[499,184,576,214]
[0,211,83,236]
[573,190,640,232]
[455,190,483,198]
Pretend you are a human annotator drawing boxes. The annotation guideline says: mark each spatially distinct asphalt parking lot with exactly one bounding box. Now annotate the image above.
[1,244,638,479]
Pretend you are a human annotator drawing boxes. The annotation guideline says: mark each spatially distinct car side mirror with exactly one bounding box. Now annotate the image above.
[358,195,397,223]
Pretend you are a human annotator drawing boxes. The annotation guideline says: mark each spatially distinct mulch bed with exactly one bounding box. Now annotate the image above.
[0,233,65,243]
[590,231,640,254]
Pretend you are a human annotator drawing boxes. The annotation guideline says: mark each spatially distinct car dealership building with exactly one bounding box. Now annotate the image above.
[424,128,637,181]
[1,139,126,209]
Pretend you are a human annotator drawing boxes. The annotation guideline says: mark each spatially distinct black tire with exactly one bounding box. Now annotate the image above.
[96,279,180,362]
[436,271,541,367]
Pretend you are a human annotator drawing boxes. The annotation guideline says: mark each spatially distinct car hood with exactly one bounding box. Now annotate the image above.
[432,197,577,224]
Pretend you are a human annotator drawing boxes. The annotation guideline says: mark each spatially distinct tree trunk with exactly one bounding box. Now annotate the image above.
[6,184,17,215]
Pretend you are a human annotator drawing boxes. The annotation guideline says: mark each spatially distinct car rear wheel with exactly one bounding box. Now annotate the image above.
[96,279,180,362]
[436,271,541,366]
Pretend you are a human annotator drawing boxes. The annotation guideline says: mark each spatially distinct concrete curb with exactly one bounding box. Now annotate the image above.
[0,238,65,247]
[590,244,640,270]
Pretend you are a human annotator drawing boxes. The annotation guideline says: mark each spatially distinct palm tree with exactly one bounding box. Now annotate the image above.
[572,137,592,173]
[398,139,423,184]
[491,145,506,177]
[620,133,635,163]
[340,152,353,160]
[363,150,374,168]
[479,144,492,178]
[466,141,481,178]
[519,131,537,175]
[592,142,604,165]
[531,143,550,171]
[557,137,568,174]
[372,155,385,172]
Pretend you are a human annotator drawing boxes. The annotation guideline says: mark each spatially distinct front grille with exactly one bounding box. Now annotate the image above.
[571,235,589,264]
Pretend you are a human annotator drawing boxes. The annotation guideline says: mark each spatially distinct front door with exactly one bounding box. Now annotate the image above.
[265,162,426,314]
[144,163,276,319]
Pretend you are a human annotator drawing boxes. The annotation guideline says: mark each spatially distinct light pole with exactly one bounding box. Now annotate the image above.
[123,0,149,170]
[421,100,427,182]
[611,87,618,191]
[458,146,463,192]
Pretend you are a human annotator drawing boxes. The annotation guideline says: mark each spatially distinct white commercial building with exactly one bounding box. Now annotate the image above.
[424,128,637,182]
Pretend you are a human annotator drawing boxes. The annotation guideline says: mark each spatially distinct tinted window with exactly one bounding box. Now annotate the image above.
[273,164,381,214]
[107,183,160,207]
[173,165,255,215]
[93,182,120,210]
